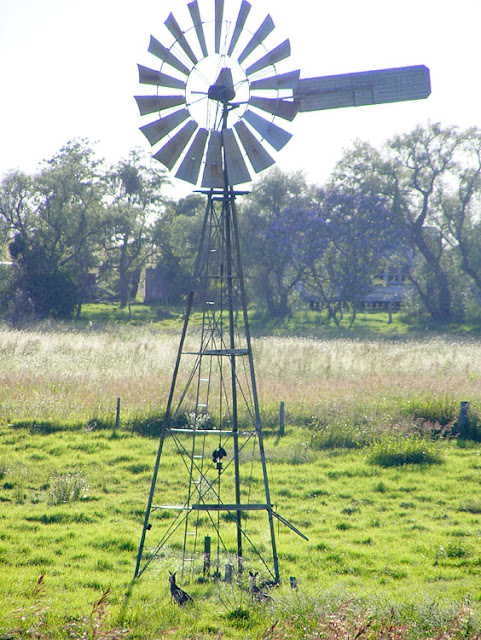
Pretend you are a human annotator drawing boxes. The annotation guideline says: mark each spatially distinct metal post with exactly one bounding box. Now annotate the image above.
[230,192,280,584]
[222,102,243,573]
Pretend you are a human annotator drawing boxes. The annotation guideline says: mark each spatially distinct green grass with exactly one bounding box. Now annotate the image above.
[1,319,481,637]
[1,426,481,638]
[367,435,444,467]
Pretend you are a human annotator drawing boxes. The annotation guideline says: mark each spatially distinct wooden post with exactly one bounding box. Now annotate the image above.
[203,536,211,578]
[279,401,285,436]
[114,398,121,432]
[224,562,233,583]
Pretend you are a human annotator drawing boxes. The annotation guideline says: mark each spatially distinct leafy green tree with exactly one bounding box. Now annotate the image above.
[0,140,106,319]
[302,190,402,326]
[101,150,169,307]
[150,194,205,303]
[330,124,473,322]
[239,167,314,316]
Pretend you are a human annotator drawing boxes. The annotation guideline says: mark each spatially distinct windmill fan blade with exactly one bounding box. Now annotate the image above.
[188,0,208,57]
[227,0,251,57]
[245,39,291,77]
[234,121,275,174]
[153,120,198,170]
[223,129,251,185]
[176,128,209,184]
[250,70,300,91]
[293,65,431,112]
[165,12,198,66]
[249,96,299,121]
[138,65,186,90]
[148,36,190,76]
[238,15,275,65]
[135,95,186,116]
[140,109,190,146]
[215,0,224,54]
[243,110,292,151]
[201,132,224,188]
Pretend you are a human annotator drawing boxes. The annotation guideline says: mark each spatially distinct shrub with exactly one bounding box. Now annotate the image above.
[48,472,89,504]
[367,436,443,468]
[308,420,373,450]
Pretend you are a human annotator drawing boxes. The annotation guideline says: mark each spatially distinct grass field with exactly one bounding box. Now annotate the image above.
[1,320,481,638]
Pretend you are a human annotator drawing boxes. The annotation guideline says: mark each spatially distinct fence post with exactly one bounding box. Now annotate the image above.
[279,401,285,436]
[114,397,121,433]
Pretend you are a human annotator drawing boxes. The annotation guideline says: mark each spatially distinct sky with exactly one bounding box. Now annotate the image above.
[1,0,480,199]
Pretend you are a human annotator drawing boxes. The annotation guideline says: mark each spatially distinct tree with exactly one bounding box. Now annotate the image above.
[101,150,169,307]
[150,195,206,304]
[239,168,315,316]
[305,190,402,326]
[331,124,472,322]
[0,140,106,319]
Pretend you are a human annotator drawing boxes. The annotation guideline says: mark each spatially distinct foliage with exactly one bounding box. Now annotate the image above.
[100,149,169,308]
[239,167,314,316]
[296,189,403,326]
[48,472,90,505]
[150,194,205,303]
[331,123,481,323]
[367,435,443,467]
[0,140,107,320]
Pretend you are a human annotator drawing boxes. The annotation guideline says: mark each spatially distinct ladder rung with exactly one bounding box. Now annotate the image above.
[200,378,210,382]
[193,455,203,459]
[198,403,207,407]
[186,532,196,536]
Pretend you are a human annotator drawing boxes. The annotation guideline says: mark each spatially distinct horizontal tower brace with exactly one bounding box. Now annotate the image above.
[169,428,257,435]
[152,503,270,511]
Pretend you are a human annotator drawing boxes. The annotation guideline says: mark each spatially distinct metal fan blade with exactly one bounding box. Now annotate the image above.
[250,70,300,91]
[245,39,291,77]
[176,128,209,184]
[188,1,208,57]
[234,121,275,174]
[238,15,275,65]
[148,35,190,76]
[223,129,251,185]
[139,109,190,146]
[153,120,198,170]
[246,39,291,76]
[165,12,198,66]
[215,0,224,54]
[249,96,299,121]
[293,65,431,112]
[243,110,292,151]
[138,65,186,90]
[201,132,224,188]
[134,95,186,116]
[227,0,251,57]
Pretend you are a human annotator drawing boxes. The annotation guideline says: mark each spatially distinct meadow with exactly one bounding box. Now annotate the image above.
[1,320,481,638]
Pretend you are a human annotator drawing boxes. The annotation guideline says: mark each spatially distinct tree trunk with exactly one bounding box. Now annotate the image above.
[119,244,129,308]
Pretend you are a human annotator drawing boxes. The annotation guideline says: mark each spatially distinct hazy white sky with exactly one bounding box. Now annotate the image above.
[1,0,480,197]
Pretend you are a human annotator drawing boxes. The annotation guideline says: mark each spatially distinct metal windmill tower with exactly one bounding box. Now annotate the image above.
[133,0,430,583]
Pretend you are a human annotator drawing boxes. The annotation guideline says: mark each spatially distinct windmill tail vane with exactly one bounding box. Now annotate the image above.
[133,0,430,584]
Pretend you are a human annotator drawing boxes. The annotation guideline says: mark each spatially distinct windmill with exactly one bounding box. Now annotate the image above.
[133,0,430,583]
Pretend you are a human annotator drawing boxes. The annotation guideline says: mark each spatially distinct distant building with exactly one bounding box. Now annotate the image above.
[144,267,165,304]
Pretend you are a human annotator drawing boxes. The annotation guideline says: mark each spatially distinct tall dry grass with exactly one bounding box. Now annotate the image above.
[0,324,479,428]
